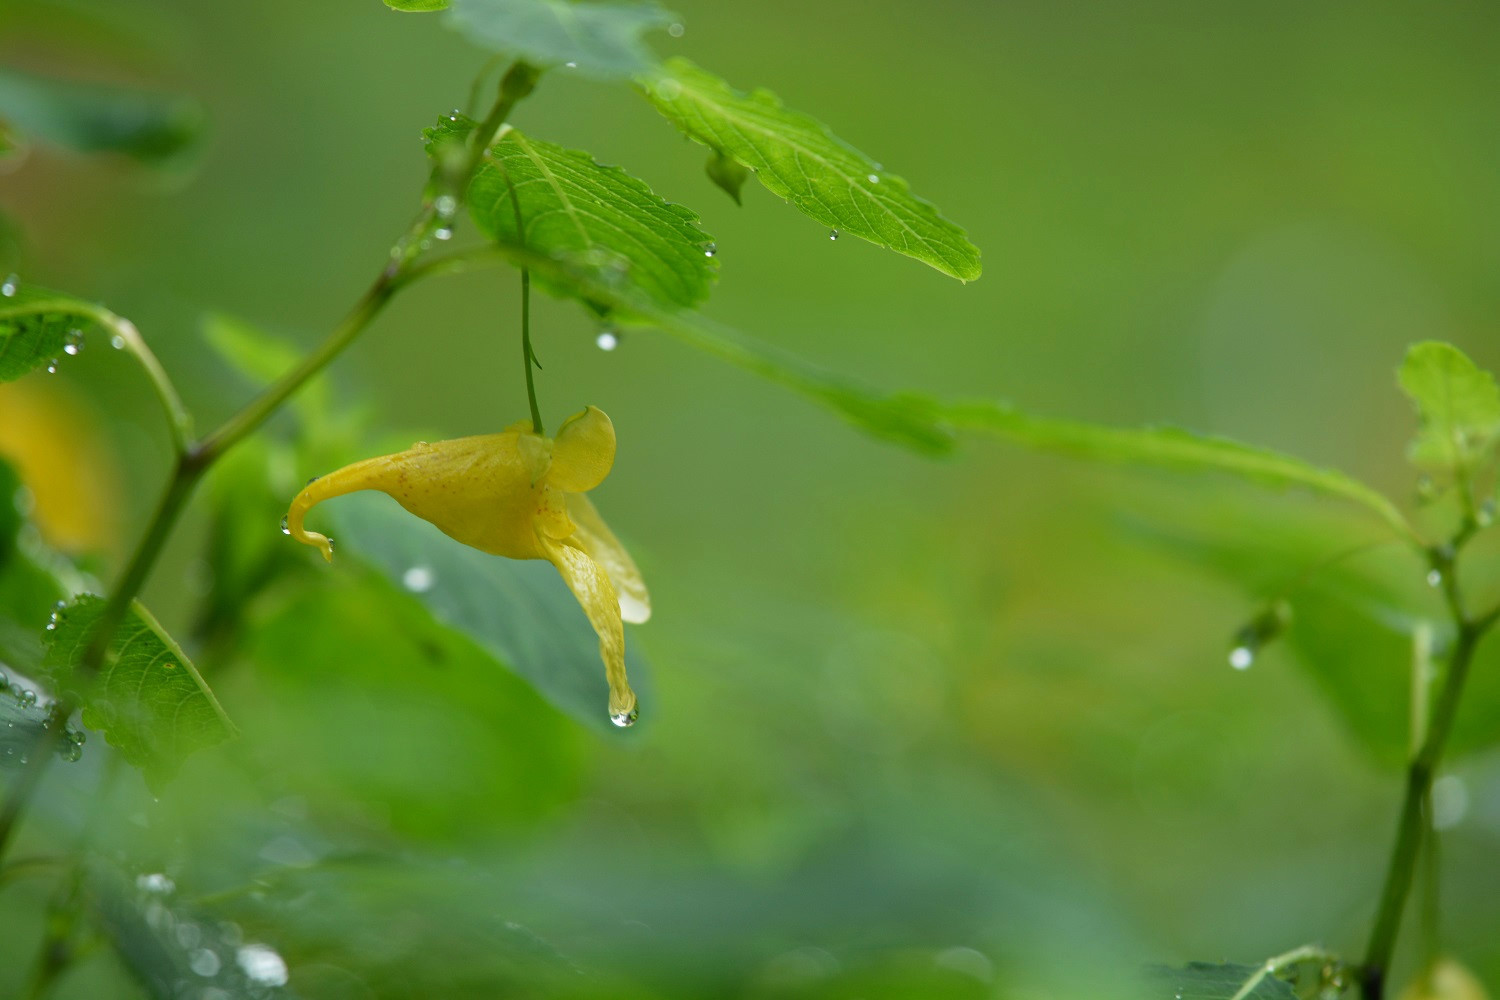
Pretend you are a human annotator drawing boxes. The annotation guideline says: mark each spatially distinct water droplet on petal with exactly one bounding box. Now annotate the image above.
[63,329,84,355]
[325,536,335,554]
[1427,569,1443,587]
[402,565,435,593]
[279,516,290,536]
[0,274,16,297]
[1229,646,1254,670]
[667,21,685,37]
[702,242,717,258]
[828,229,839,241]
[306,475,320,486]
[595,331,619,351]
[610,707,639,728]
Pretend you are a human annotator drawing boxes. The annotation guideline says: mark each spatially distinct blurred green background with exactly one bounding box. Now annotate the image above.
[3,1,1500,997]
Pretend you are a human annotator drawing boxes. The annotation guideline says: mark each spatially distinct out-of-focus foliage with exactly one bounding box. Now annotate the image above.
[3,2,1500,1000]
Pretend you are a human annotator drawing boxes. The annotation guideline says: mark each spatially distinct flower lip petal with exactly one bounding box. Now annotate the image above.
[566,493,650,623]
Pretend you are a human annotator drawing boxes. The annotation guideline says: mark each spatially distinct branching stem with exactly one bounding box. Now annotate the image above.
[1360,541,1497,998]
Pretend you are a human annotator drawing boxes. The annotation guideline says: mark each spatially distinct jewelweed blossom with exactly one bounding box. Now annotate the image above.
[284,406,650,726]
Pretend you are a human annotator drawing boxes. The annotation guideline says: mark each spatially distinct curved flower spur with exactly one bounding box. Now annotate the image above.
[284,406,650,726]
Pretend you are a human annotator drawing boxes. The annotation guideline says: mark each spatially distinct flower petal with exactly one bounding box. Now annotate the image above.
[287,434,549,561]
[566,493,650,624]
[547,406,615,493]
[544,537,636,723]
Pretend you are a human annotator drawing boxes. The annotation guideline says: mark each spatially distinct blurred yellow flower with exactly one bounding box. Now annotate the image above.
[285,406,650,726]
[0,379,122,555]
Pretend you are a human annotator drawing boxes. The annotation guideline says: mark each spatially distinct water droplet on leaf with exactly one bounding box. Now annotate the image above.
[867,173,880,184]
[136,872,175,894]
[667,22,684,37]
[702,243,717,257]
[434,194,458,219]
[595,331,619,351]
[1427,569,1443,587]
[237,944,289,987]
[110,334,126,350]
[434,226,453,241]
[0,274,16,297]
[1229,646,1254,670]
[63,329,84,355]
[190,948,222,977]
[45,359,58,374]
[402,565,435,593]
[828,229,839,241]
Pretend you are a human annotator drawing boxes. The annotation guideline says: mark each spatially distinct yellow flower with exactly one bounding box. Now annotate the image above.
[284,406,650,726]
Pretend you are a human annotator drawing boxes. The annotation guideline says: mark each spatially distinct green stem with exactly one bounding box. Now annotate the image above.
[1360,614,1491,997]
[520,268,542,434]
[0,60,540,866]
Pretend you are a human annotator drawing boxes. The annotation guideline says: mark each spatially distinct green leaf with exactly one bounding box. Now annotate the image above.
[0,67,201,166]
[0,460,71,676]
[324,490,654,732]
[1148,962,1298,999]
[386,0,448,9]
[446,0,674,79]
[641,58,981,281]
[43,595,235,787]
[927,397,1418,541]
[1398,341,1500,476]
[0,281,97,381]
[460,123,717,314]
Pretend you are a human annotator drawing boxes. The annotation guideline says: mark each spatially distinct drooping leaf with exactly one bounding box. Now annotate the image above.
[454,121,717,315]
[43,595,235,787]
[1147,962,1298,1000]
[1398,341,1500,477]
[641,58,981,281]
[0,67,201,166]
[386,0,448,9]
[1126,493,1497,769]
[325,490,654,732]
[926,397,1418,542]
[445,0,674,80]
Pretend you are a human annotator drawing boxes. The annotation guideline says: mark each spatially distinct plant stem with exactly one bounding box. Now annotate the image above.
[1360,550,1494,998]
[0,60,540,865]
[520,268,542,434]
